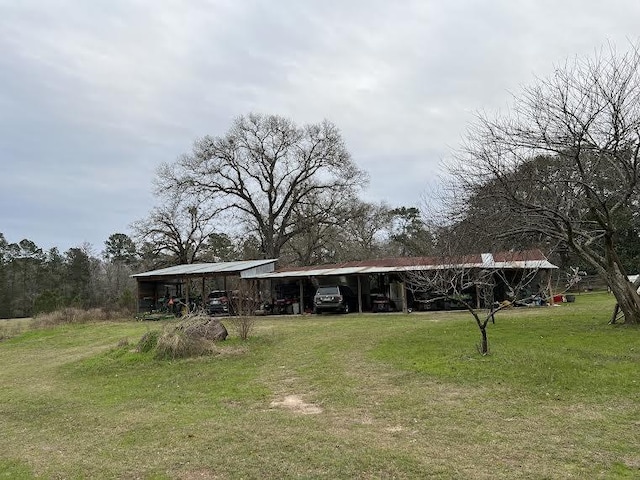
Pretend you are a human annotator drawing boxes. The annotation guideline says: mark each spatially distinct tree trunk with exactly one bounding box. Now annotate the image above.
[610,303,620,325]
[579,239,640,325]
[479,326,489,355]
[607,271,640,324]
[469,309,490,355]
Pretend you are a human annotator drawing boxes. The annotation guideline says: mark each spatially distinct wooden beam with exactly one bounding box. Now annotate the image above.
[299,279,304,315]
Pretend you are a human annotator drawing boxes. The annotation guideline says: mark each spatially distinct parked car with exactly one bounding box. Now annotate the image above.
[207,290,232,315]
[313,285,357,314]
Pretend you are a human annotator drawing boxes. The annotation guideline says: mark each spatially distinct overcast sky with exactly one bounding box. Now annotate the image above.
[1,0,639,253]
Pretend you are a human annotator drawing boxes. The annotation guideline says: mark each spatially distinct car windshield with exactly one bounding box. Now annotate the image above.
[209,291,227,299]
[316,286,339,295]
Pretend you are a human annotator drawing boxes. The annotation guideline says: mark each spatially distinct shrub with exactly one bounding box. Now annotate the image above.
[136,330,161,353]
[146,314,228,360]
[229,316,256,340]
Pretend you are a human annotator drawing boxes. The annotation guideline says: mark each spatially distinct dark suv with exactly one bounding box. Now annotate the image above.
[207,290,232,315]
[313,285,357,314]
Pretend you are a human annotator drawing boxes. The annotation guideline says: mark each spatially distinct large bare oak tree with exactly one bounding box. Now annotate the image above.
[450,45,640,324]
[158,113,368,260]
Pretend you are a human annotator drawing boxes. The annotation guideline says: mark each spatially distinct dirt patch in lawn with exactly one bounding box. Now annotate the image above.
[270,394,322,415]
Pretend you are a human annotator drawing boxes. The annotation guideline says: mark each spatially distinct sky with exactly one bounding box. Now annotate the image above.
[1,0,639,254]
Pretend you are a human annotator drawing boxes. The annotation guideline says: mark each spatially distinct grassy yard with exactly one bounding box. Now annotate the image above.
[0,292,639,479]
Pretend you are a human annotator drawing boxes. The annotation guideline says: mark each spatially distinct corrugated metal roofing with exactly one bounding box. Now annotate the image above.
[131,250,557,281]
[132,259,277,279]
[247,250,557,279]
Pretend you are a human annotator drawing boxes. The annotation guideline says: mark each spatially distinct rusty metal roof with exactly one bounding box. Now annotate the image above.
[247,250,557,279]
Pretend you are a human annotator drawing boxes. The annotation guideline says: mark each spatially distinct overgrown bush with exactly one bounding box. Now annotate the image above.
[154,330,209,360]
[141,314,228,360]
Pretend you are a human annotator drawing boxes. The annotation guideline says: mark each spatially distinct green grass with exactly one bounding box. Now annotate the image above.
[1,292,639,478]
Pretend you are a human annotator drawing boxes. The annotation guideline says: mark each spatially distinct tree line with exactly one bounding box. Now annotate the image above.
[0,234,137,319]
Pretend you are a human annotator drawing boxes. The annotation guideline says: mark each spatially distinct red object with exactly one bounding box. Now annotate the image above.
[553,295,564,303]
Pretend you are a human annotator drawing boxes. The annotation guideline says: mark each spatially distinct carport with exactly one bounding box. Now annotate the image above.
[247,250,558,314]
[249,261,415,314]
[132,259,277,313]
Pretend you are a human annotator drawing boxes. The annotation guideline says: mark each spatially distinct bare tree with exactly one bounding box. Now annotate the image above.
[280,196,393,265]
[449,44,640,324]
[132,191,220,265]
[279,189,356,265]
[228,281,261,340]
[158,113,368,259]
[340,201,393,260]
[282,217,340,266]
[404,251,544,355]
